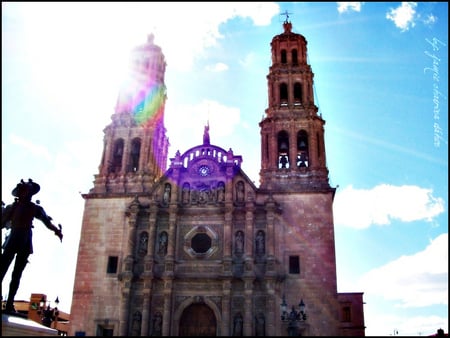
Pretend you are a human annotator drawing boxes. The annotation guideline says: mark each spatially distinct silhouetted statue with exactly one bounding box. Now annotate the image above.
[1,179,63,313]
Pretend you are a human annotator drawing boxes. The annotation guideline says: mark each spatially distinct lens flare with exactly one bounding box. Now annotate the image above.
[133,84,165,125]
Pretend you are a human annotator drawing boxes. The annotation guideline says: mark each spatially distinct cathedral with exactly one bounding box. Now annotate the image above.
[69,18,365,336]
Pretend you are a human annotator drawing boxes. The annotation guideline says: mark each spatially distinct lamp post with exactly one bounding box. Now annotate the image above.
[280,294,307,336]
[38,296,60,328]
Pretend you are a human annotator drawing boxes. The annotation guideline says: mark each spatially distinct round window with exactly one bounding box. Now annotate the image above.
[191,233,212,253]
[198,165,211,177]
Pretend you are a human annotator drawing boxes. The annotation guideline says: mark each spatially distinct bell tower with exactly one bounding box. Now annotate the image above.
[91,34,169,194]
[259,18,330,191]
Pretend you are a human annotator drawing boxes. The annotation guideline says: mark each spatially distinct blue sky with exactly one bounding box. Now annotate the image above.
[2,2,447,336]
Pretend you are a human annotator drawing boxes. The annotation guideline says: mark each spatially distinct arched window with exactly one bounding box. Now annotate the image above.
[129,138,141,172]
[292,49,298,65]
[297,130,309,168]
[294,82,302,105]
[110,139,124,174]
[280,83,288,106]
[278,130,290,169]
[281,49,287,63]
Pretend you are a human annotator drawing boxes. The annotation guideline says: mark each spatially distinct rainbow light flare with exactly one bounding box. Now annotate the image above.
[133,84,165,125]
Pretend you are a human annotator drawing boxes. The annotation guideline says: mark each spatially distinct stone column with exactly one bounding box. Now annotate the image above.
[162,279,173,336]
[224,210,232,257]
[309,123,319,168]
[245,207,254,258]
[119,289,131,336]
[265,280,277,336]
[266,205,275,258]
[141,201,157,334]
[243,278,254,336]
[165,206,176,275]
[221,280,231,336]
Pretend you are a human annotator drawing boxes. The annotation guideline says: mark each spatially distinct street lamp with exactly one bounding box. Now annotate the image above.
[280,294,307,336]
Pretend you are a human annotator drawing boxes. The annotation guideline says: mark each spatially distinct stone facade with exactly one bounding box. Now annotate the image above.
[69,21,365,336]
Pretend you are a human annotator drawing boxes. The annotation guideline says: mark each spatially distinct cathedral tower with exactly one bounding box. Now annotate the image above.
[259,19,330,191]
[92,34,169,194]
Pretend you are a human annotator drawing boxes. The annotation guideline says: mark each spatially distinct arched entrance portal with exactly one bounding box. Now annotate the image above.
[179,303,217,336]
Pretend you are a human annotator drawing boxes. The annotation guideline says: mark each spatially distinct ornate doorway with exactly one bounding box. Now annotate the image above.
[179,303,217,336]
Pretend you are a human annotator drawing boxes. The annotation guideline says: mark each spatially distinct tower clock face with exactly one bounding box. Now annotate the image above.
[198,165,211,177]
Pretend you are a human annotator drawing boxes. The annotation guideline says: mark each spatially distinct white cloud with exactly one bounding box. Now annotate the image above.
[166,99,241,155]
[205,62,229,72]
[386,2,417,32]
[423,13,437,26]
[333,184,445,229]
[4,2,279,74]
[364,310,448,336]
[239,52,257,68]
[9,134,52,161]
[229,2,280,26]
[337,2,362,14]
[358,233,448,308]
[148,2,279,72]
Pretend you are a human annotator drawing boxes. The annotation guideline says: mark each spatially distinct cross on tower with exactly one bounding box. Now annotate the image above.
[281,10,292,23]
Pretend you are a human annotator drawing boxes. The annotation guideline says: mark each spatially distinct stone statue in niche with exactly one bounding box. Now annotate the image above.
[191,190,199,203]
[182,183,190,204]
[236,181,245,202]
[255,230,265,255]
[199,187,210,204]
[235,231,244,254]
[217,182,225,202]
[233,313,243,336]
[131,311,142,336]
[151,311,162,336]
[158,231,168,255]
[163,183,171,204]
[138,232,148,255]
[255,312,265,336]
